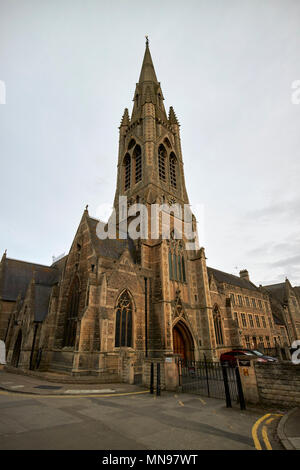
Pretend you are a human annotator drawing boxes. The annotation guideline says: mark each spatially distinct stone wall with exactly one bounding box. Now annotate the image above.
[255,362,300,407]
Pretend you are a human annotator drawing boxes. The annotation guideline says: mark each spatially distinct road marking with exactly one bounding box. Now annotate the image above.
[178,400,184,406]
[262,425,272,450]
[10,385,24,389]
[252,413,283,450]
[198,398,206,405]
[64,389,116,394]
[0,389,149,399]
[252,413,271,450]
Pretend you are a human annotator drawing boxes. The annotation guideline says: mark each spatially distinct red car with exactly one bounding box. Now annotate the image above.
[220,349,258,366]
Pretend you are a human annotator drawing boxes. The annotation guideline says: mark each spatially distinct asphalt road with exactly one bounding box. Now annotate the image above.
[0,388,284,450]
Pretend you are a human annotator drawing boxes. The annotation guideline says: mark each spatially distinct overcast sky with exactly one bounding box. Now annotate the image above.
[0,0,299,286]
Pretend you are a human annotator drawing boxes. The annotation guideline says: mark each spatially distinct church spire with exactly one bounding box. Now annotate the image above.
[131,38,167,122]
[138,37,158,84]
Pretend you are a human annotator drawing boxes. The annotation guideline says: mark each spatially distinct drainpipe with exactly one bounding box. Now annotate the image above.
[29,322,39,370]
[144,277,148,357]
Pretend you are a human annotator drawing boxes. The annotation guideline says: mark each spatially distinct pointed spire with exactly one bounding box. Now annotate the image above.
[120,107,130,127]
[138,38,158,84]
[169,106,180,125]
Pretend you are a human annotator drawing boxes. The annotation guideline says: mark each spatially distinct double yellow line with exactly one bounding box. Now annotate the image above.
[252,413,283,450]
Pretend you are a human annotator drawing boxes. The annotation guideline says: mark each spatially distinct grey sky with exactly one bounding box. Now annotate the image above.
[0,0,299,286]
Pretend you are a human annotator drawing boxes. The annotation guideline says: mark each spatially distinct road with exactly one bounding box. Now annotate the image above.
[0,387,284,450]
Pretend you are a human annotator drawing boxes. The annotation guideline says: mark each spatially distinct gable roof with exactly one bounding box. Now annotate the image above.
[34,284,52,322]
[0,258,60,301]
[263,283,286,305]
[207,267,259,292]
[87,216,137,262]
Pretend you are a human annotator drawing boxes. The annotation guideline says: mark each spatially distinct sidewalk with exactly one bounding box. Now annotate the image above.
[0,369,146,396]
[278,408,300,450]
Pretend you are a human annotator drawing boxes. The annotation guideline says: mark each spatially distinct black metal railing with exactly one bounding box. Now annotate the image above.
[176,357,245,408]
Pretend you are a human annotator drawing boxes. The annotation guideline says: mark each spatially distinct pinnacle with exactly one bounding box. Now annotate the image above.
[120,108,130,127]
[169,106,180,125]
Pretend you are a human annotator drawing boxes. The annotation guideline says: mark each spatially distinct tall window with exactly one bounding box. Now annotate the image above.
[255,315,260,327]
[169,251,173,280]
[133,145,142,183]
[158,144,166,181]
[182,257,186,282]
[169,153,177,188]
[249,314,254,328]
[115,291,133,348]
[213,305,224,345]
[241,313,247,327]
[63,278,80,347]
[124,154,131,191]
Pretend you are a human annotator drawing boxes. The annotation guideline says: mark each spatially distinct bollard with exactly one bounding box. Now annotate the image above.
[235,366,246,410]
[156,362,161,396]
[222,364,232,408]
[150,362,154,394]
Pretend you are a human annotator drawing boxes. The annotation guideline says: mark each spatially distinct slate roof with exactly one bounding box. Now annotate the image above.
[87,217,137,262]
[263,283,286,305]
[0,258,60,301]
[34,284,52,322]
[207,267,259,292]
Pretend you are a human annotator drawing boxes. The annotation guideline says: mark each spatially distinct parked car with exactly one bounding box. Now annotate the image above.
[242,349,278,363]
[220,349,256,366]
[220,348,278,366]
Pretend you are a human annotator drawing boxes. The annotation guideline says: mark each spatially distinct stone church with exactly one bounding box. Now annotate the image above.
[0,41,299,382]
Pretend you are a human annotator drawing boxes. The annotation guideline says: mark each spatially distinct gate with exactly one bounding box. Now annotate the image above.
[176,357,245,408]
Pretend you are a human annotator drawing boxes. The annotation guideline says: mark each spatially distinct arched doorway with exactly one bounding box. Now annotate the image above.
[172,321,194,360]
[11,330,22,368]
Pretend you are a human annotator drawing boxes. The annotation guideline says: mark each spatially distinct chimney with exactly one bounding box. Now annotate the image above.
[239,269,249,281]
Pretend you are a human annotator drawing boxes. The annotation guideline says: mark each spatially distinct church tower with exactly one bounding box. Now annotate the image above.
[113,39,217,360]
[114,38,189,218]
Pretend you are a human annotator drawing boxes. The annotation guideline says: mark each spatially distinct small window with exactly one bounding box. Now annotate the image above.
[133,145,142,183]
[169,152,177,188]
[158,144,166,181]
[124,154,131,191]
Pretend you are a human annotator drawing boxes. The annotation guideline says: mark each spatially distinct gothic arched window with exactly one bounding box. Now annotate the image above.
[63,278,80,347]
[169,152,177,188]
[133,145,142,183]
[182,256,186,282]
[124,153,131,191]
[169,250,173,280]
[128,138,136,150]
[213,305,224,346]
[158,144,166,181]
[115,291,133,348]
